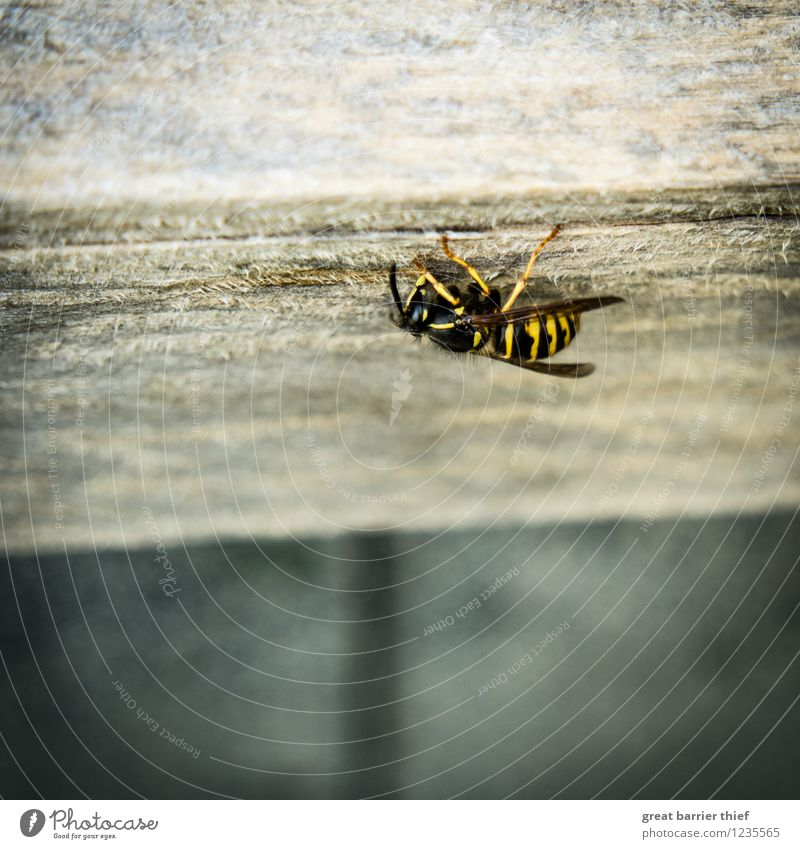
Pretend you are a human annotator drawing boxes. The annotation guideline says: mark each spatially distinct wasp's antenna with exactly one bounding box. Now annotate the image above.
[388,262,405,321]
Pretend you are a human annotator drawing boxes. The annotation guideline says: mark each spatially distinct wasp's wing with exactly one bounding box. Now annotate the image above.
[469,295,624,327]
[484,354,595,379]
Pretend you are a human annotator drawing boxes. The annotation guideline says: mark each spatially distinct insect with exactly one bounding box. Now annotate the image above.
[388,226,624,378]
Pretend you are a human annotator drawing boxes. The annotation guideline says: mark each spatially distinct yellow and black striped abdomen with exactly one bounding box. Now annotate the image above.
[493,311,581,361]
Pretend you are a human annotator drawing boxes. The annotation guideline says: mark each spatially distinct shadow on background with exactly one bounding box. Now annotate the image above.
[2,510,799,799]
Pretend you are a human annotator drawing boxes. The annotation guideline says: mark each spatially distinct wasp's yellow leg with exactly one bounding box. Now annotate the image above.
[440,235,491,296]
[413,259,460,306]
[501,225,560,312]
[403,273,430,310]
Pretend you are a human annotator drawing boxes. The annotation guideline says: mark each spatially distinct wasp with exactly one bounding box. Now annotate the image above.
[388,226,623,378]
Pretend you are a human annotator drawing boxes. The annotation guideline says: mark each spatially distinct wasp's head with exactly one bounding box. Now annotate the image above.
[389,264,436,330]
[389,263,441,329]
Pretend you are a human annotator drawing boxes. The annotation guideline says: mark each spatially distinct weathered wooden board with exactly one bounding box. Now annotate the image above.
[2,1,800,239]
[2,218,798,552]
[2,1,800,555]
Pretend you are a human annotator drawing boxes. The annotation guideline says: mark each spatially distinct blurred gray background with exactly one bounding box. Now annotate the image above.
[2,511,799,798]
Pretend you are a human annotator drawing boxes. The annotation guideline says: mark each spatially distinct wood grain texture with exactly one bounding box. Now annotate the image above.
[2,219,799,552]
[2,0,800,240]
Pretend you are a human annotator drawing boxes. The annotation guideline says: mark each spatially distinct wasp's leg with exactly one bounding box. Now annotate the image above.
[413,259,460,306]
[401,272,431,311]
[440,235,491,296]
[501,225,560,312]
